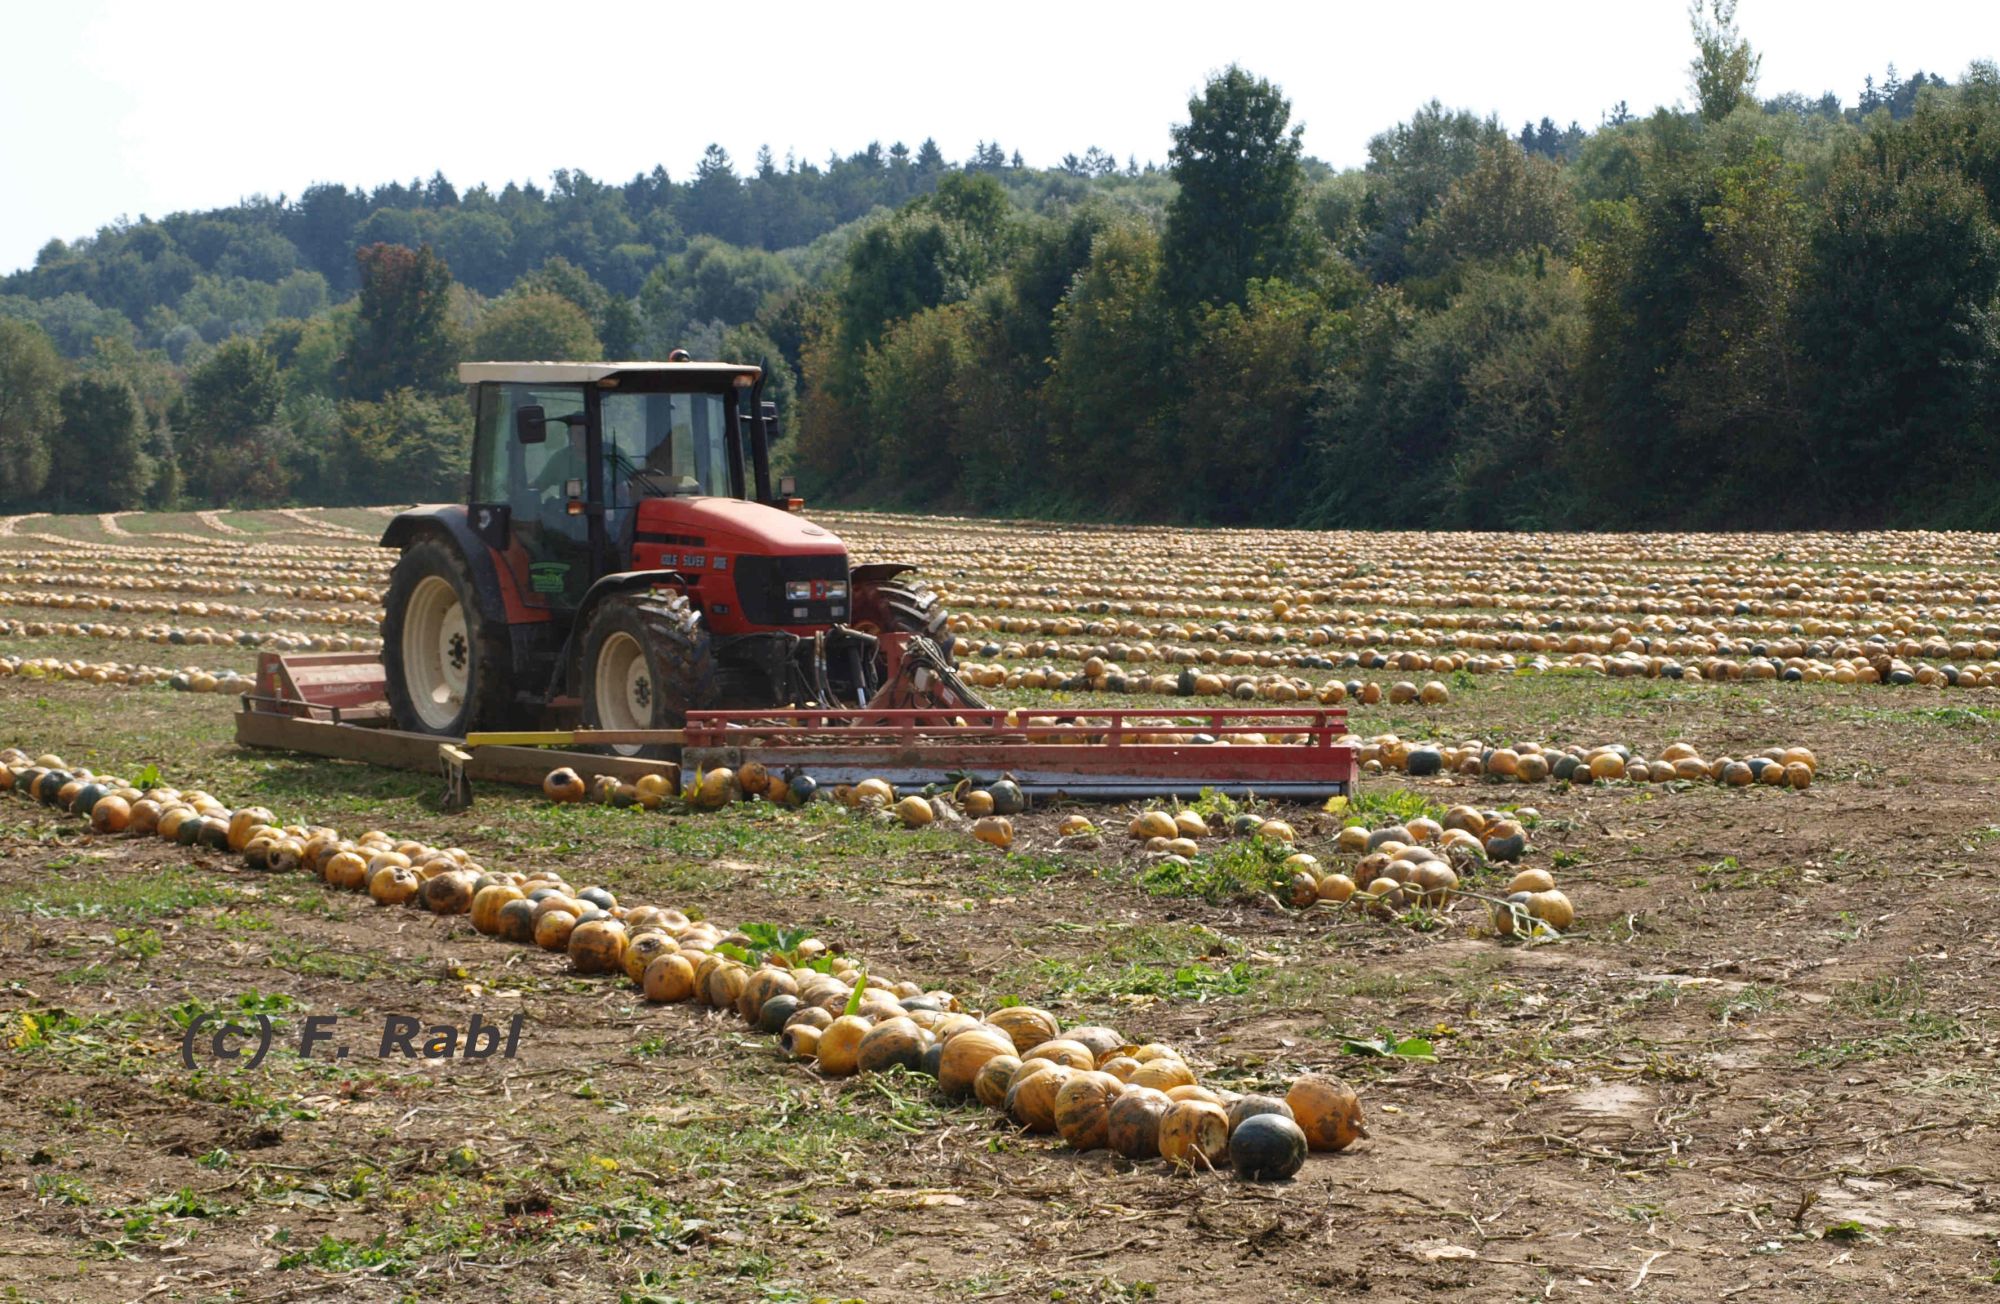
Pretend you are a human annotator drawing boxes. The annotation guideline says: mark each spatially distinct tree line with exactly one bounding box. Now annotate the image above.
[0,131,1169,511]
[0,3,1993,528]
[796,13,1998,529]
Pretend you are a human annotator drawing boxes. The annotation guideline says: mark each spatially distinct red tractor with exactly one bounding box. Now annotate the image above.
[378,358,973,754]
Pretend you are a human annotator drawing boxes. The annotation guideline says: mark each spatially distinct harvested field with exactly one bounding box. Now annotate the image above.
[1,508,1998,1302]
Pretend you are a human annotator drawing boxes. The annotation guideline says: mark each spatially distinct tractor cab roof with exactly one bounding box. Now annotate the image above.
[458,361,761,388]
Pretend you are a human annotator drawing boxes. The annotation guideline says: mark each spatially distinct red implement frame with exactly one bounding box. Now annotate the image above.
[250,651,389,719]
[681,707,1356,800]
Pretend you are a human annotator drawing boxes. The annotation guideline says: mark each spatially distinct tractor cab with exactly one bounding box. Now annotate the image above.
[461,360,799,615]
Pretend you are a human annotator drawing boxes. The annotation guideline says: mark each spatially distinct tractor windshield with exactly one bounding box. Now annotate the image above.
[602,391,737,504]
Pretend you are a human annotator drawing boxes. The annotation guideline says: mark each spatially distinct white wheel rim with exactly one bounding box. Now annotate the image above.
[403,575,469,731]
[594,631,652,748]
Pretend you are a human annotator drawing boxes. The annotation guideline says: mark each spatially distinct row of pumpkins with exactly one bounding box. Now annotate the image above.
[1355,736,1821,789]
[0,656,249,693]
[0,532,375,565]
[928,583,2000,666]
[7,746,1363,1181]
[806,509,2000,569]
[1123,802,1573,934]
[545,753,1573,934]
[956,661,1454,707]
[1125,806,1303,861]
[0,618,372,654]
[944,614,2000,673]
[955,644,1997,697]
[0,560,382,603]
[946,605,2000,657]
[914,554,1999,594]
[1316,811,1571,935]
[898,543,2000,598]
[544,763,1025,851]
[0,587,380,628]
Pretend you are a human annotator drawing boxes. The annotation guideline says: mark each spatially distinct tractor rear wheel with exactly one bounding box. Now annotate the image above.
[580,592,720,759]
[381,538,512,738]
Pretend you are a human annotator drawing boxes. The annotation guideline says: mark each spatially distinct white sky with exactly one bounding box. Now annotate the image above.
[2,0,1993,275]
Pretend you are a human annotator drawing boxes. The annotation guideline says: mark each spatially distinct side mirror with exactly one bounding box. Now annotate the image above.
[778,474,798,497]
[761,400,782,443]
[515,405,548,444]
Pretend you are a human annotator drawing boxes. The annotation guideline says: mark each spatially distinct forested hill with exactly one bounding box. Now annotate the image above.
[0,13,1993,529]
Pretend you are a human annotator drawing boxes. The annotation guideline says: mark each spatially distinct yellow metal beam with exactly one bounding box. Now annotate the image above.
[464,731,578,747]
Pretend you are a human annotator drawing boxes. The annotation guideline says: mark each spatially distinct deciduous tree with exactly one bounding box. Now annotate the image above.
[1162,66,1309,314]
[49,377,150,510]
[470,292,601,362]
[0,318,62,502]
[341,243,459,400]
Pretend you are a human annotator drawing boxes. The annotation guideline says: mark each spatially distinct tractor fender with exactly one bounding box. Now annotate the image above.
[849,562,916,586]
[553,569,698,697]
[379,505,510,629]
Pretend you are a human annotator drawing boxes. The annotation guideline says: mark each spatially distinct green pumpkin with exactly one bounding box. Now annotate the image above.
[988,778,1025,816]
[70,782,111,816]
[1229,1113,1308,1181]
[35,770,72,805]
[757,994,802,1035]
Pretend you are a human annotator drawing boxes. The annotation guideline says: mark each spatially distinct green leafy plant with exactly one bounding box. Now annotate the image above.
[717,922,836,971]
[34,1173,92,1205]
[1188,787,1241,821]
[1342,1030,1438,1061]
[112,927,160,960]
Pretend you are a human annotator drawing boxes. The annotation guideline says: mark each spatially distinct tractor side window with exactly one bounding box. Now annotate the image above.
[472,385,584,508]
[473,383,587,508]
[485,383,593,610]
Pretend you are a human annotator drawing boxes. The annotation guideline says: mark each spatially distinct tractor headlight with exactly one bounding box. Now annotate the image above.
[824,581,848,601]
[785,581,814,602]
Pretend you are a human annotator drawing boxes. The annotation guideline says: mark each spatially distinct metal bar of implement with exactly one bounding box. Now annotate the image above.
[671,705,1358,800]
[676,752,1352,800]
[235,709,677,788]
[682,708,1347,736]
[464,729,687,747]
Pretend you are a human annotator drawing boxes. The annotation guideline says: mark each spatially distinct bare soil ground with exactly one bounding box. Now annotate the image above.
[2,675,1997,1303]
[1,511,1997,1302]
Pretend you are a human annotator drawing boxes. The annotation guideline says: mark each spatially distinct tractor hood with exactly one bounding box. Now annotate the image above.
[634,495,847,558]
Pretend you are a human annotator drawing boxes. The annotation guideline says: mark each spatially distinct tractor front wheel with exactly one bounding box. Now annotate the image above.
[580,593,720,759]
[381,537,512,738]
[851,577,956,660]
